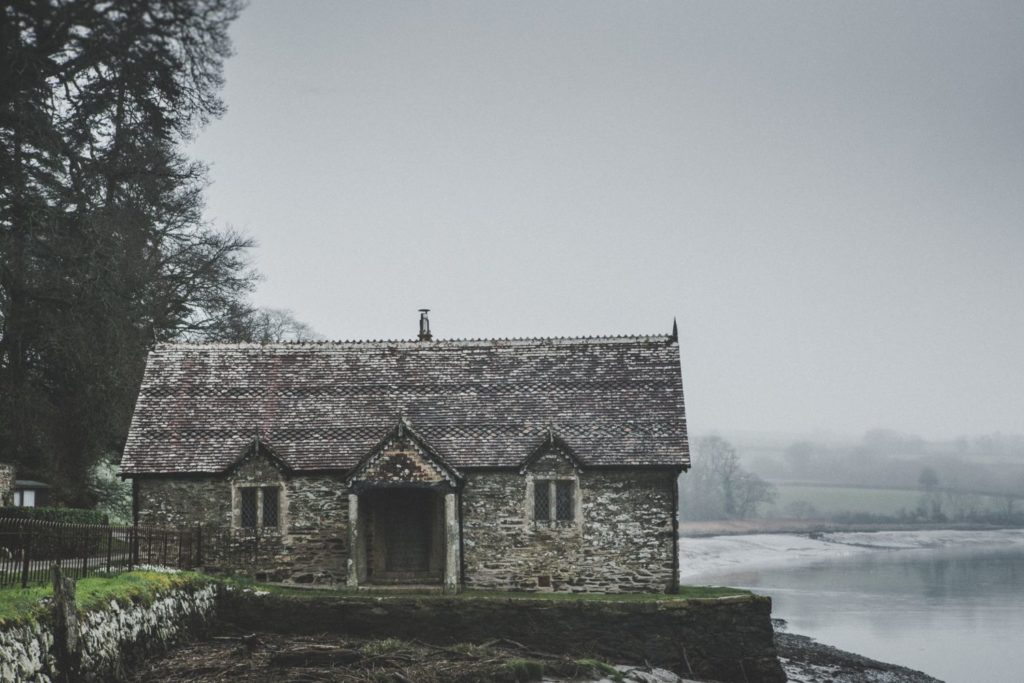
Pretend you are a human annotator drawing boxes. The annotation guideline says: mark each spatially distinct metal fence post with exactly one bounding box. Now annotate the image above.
[20,523,32,588]
[106,526,113,573]
[195,525,203,567]
[81,525,89,578]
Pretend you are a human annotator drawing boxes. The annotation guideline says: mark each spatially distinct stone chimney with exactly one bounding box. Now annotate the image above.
[418,309,432,341]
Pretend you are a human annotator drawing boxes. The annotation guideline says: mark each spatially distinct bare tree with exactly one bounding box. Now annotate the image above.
[680,436,777,521]
[204,305,321,343]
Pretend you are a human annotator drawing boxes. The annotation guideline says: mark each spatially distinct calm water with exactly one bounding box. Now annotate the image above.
[691,543,1024,683]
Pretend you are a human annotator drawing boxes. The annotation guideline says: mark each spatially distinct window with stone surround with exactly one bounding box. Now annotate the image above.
[236,485,281,530]
[240,487,258,528]
[532,478,577,523]
[262,486,279,528]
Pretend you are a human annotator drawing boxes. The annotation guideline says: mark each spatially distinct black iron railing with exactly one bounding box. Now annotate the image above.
[0,518,201,588]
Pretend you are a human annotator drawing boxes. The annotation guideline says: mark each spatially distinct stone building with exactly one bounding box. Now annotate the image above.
[0,463,14,507]
[120,315,690,592]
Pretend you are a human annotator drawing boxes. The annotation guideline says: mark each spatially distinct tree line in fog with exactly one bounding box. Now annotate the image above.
[749,430,1024,499]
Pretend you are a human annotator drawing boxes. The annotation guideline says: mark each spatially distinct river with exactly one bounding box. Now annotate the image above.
[680,530,1024,683]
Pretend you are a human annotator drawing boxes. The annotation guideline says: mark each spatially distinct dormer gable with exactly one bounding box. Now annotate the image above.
[519,429,584,475]
[225,434,291,479]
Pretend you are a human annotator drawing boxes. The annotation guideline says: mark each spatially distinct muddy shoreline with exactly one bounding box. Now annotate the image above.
[126,623,941,682]
[774,622,941,683]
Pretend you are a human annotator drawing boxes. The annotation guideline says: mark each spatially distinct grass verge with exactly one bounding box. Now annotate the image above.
[2,570,749,625]
[222,576,749,601]
[0,570,212,626]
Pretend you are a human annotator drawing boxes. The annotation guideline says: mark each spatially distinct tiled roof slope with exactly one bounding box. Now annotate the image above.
[120,336,689,474]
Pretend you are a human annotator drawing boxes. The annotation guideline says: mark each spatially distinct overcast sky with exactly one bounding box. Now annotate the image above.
[188,1,1023,441]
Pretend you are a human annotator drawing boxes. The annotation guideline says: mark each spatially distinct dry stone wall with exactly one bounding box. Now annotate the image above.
[0,582,216,682]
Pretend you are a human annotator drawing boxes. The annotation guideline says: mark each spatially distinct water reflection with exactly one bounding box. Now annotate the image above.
[694,544,1024,683]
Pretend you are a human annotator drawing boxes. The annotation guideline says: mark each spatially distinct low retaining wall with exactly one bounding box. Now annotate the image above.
[0,582,217,682]
[220,592,787,683]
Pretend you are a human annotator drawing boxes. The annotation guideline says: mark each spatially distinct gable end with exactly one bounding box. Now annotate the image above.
[519,429,584,475]
[346,418,462,491]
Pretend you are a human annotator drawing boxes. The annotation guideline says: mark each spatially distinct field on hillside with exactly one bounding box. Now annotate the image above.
[764,483,1008,518]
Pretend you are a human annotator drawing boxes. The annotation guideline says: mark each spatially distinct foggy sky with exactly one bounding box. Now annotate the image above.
[188,1,1024,440]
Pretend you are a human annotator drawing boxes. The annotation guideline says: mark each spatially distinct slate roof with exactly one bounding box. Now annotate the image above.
[120,335,689,475]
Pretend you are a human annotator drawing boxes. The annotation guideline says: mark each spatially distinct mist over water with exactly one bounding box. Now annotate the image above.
[688,536,1024,683]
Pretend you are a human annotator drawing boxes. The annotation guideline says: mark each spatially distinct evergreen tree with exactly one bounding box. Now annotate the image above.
[0,0,251,505]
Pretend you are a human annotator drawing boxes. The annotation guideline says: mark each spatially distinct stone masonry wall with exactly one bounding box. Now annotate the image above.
[0,463,14,506]
[136,454,349,585]
[462,454,678,592]
[0,582,217,682]
[137,450,676,592]
[220,592,786,683]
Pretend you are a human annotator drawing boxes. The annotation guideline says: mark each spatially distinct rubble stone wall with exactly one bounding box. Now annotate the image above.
[135,452,678,592]
[136,459,349,585]
[219,592,786,683]
[0,463,14,506]
[0,582,217,682]
[462,457,678,592]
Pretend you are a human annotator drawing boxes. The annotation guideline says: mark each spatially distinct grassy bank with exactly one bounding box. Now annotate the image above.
[678,518,1017,536]
[223,579,749,601]
[0,570,212,625]
[767,482,1009,518]
[1,570,750,625]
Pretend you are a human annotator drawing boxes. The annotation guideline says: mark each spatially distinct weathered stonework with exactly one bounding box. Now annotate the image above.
[138,448,677,592]
[0,582,217,682]
[353,436,453,487]
[0,463,14,506]
[463,454,677,593]
[123,333,690,594]
[219,592,786,683]
[136,453,349,585]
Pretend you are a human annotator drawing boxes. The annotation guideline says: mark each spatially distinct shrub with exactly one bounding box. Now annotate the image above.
[0,507,108,525]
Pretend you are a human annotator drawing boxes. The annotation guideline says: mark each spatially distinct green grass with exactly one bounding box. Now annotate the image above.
[767,483,1007,517]
[0,570,213,625]
[770,484,921,516]
[0,585,51,624]
[500,658,546,680]
[573,658,624,680]
[460,585,748,600]
[223,576,749,601]
[1,570,748,624]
